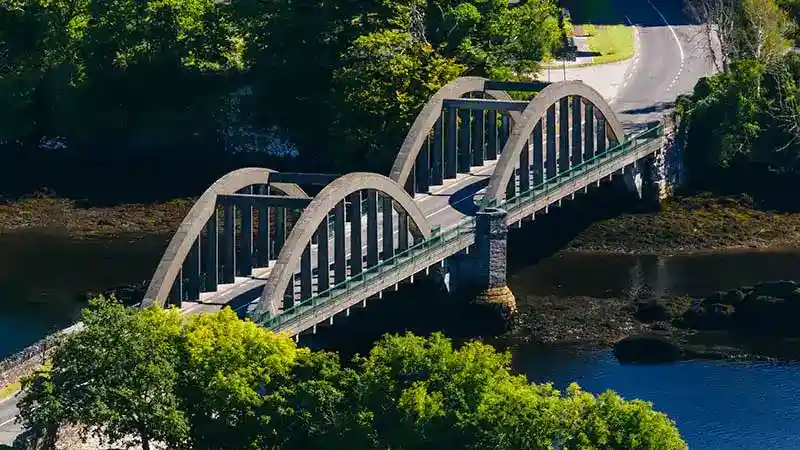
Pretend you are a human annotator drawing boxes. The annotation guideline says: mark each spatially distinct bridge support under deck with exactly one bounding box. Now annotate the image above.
[473,207,516,313]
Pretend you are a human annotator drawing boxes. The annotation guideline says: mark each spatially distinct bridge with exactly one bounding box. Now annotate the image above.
[140,77,673,336]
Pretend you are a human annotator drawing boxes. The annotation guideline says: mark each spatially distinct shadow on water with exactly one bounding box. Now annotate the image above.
[0,231,170,357]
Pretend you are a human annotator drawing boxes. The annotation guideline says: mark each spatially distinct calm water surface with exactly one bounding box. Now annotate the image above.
[1,232,800,448]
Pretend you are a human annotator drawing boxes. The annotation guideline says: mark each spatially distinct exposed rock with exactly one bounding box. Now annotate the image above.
[614,334,683,363]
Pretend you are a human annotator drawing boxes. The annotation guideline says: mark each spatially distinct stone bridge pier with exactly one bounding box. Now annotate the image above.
[442,208,516,316]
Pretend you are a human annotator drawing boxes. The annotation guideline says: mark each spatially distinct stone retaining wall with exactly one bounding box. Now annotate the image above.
[650,113,685,200]
[0,323,83,389]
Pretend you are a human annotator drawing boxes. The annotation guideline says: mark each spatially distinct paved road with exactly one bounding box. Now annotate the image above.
[0,393,22,445]
[612,0,715,127]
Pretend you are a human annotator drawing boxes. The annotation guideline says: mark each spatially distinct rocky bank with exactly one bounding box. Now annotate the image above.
[509,280,800,363]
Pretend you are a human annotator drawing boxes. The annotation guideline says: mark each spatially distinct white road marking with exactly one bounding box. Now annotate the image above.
[0,417,15,428]
[647,0,685,92]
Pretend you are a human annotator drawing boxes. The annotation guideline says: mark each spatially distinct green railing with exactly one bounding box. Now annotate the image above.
[258,216,477,329]
[257,122,663,330]
[484,122,663,210]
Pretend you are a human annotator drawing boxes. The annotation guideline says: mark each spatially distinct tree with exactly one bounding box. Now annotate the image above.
[18,304,686,449]
[176,308,300,449]
[17,297,189,450]
[327,332,687,449]
[686,0,795,72]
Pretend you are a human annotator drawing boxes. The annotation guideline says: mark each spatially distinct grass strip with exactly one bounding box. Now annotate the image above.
[584,24,634,64]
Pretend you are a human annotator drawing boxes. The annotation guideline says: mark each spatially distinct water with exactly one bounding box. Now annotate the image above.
[0,232,168,357]
[508,251,800,450]
[1,232,800,448]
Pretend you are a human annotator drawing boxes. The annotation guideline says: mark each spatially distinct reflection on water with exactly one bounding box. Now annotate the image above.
[510,249,800,299]
[0,232,168,357]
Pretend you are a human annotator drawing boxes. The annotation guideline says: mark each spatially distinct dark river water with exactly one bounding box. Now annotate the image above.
[1,231,800,448]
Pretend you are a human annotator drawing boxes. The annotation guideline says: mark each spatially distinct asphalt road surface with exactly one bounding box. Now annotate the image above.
[612,0,715,128]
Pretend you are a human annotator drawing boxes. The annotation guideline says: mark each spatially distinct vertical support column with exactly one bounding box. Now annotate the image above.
[519,141,530,193]
[487,110,498,160]
[546,105,557,179]
[416,140,430,194]
[571,97,583,166]
[238,187,253,277]
[366,190,379,267]
[334,201,346,284]
[382,196,394,260]
[202,212,218,292]
[473,207,515,310]
[499,114,510,150]
[350,192,363,276]
[274,208,286,256]
[431,117,444,185]
[584,102,595,160]
[397,211,409,252]
[471,109,484,166]
[300,244,312,300]
[220,203,235,284]
[458,108,471,173]
[532,120,544,185]
[317,218,330,293]
[596,115,607,154]
[445,107,458,179]
[184,240,200,302]
[559,97,570,173]
[283,278,295,311]
[256,185,270,267]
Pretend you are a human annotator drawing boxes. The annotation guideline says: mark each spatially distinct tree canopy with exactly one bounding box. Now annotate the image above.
[0,0,564,173]
[16,298,687,449]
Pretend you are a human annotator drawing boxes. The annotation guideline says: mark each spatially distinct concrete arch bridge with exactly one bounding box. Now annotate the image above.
[141,77,672,337]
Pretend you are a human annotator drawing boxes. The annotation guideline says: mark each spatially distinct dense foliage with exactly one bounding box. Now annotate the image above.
[0,0,563,171]
[680,0,800,198]
[16,298,686,449]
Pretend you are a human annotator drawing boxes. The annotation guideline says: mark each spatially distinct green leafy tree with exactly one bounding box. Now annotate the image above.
[176,308,300,449]
[17,297,189,450]
[334,30,465,170]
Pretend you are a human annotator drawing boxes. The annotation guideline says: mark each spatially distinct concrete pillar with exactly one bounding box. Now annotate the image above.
[500,114,510,150]
[445,108,458,179]
[202,212,218,292]
[558,97,570,173]
[366,190,379,267]
[334,201,346,283]
[350,192,363,276]
[596,116,607,154]
[532,120,544,185]
[274,208,286,255]
[416,139,430,194]
[300,244,312,300]
[317,219,330,292]
[256,185,270,267]
[519,140,530,193]
[238,189,253,277]
[184,240,200,302]
[571,97,583,166]
[458,109,471,173]
[432,117,443,185]
[471,109,484,166]
[472,208,516,312]
[487,110,498,160]
[546,105,557,179]
[382,197,394,259]
[221,204,235,284]
[583,103,595,160]
[398,211,409,251]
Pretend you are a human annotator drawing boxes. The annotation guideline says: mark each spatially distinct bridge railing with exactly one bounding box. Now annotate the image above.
[257,216,476,329]
[483,122,663,211]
